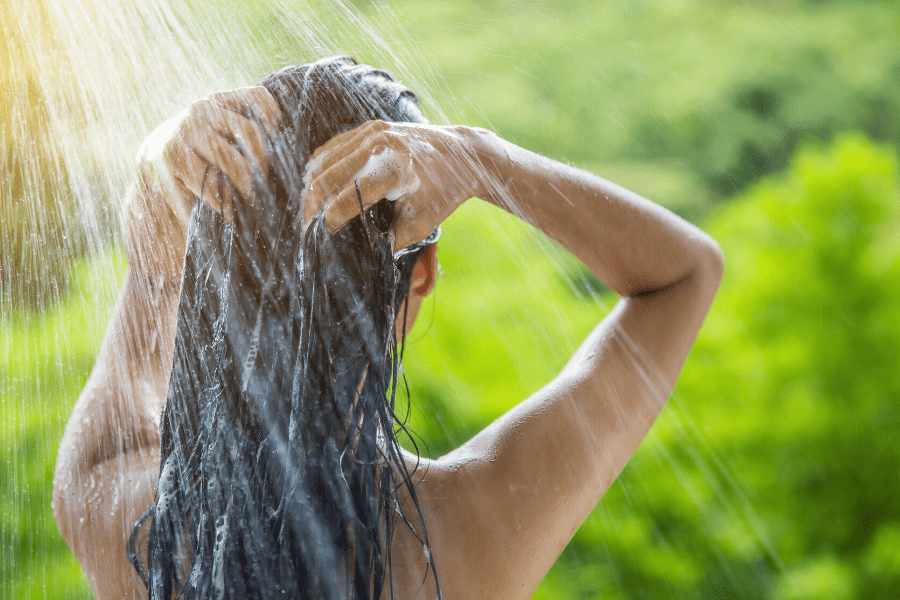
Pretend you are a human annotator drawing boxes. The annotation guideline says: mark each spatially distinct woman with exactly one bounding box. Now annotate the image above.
[53,56,723,599]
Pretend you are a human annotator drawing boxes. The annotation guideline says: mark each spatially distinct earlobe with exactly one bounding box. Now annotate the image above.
[410,243,438,298]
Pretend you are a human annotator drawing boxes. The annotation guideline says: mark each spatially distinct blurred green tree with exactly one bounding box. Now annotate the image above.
[628,25,900,199]
[687,134,900,599]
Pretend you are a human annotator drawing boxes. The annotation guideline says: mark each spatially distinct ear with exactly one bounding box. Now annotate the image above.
[409,243,438,298]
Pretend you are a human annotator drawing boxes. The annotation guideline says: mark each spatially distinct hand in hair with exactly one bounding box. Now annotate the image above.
[301,119,504,252]
[134,86,281,228]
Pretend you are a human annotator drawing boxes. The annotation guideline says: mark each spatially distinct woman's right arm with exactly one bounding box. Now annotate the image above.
[52,87,280,599]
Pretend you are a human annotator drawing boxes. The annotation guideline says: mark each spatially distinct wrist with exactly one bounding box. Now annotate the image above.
[463,126,513,204]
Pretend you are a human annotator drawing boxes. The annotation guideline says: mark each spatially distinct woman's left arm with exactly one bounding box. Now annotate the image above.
[302,121,724,599]
[424,135,724,598]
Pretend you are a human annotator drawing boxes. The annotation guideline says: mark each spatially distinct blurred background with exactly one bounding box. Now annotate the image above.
[2,0,898,597]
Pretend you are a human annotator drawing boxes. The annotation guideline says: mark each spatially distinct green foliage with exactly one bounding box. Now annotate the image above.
[683,30,900,196]
[0,72,81,310]
[0,0,84,309]
[0,251,126,599]
[686,134,900,598]
[377,0,900,202]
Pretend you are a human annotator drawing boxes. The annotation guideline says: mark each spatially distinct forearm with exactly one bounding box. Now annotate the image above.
[474,133,722,298]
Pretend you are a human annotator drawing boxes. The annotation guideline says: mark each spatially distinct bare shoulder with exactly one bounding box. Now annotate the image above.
[391,453,478,600]
[394,448,546,600]
[391,251,722,598]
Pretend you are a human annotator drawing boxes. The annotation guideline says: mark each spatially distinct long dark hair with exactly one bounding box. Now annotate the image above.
[130,56,440,600]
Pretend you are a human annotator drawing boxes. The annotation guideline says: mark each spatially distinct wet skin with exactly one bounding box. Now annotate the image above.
[53,87,724,599]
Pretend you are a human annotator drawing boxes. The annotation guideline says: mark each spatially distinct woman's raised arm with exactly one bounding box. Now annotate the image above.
[302,122,724,599]
[427,134,724,599]
[52,87,280,599]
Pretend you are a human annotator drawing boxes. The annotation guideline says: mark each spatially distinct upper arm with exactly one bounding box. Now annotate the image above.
[53,269,177,598]
[53,371,162,599]
[418,248,723,599]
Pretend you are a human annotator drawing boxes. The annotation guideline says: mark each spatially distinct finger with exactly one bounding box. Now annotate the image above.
[304,144,401,224]
[221,177,235,223]
[164,141,209,201]
[188,125,255,202]
[321,168,403,232]
[208,87,282,138]
[322,182,373,232]
[149,172,194,230]
[309,121,387,173]
[304,143,375,225]
[208,105,270,192]
[200,165,223,215]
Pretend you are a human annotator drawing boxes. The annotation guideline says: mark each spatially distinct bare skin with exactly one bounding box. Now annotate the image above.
[53,86,723,599]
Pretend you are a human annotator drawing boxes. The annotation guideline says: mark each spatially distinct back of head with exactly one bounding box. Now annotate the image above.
[131,57,438,600]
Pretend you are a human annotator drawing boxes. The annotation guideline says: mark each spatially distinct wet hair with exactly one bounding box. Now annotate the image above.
[129,56,440,600]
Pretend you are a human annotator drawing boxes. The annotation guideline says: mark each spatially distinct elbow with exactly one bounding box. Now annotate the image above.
[52,441,81,551]
[695,234,725,299]
[706,236,725,284]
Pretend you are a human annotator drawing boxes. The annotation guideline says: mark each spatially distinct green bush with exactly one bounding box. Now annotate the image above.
[687,49,900,196]
[688,134,900,598]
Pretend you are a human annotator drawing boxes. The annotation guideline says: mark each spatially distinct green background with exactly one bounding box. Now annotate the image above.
[2,0,899,597]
